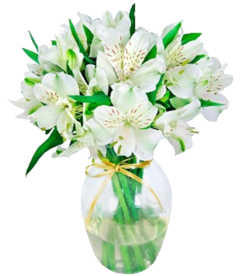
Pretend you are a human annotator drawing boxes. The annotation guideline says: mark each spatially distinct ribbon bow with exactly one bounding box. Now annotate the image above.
[85,159,163,226]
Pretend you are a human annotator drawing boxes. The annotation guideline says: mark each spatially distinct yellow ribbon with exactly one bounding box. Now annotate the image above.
[85,159,163,226]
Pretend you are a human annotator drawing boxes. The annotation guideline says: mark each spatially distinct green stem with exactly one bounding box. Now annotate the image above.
[117,172,139,222]
[114,173,146,272]
[112,174,133,273]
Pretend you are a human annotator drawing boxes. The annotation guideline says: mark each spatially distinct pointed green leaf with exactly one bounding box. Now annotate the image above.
[22,48,39,64]
[84,102,99,116]
[26,29,39,52]
[130,4,136,37]
[83,25,94,45]
[190,54,206,64]
[147,74,165,105]
[69,92,111,106]
[69,19,87,56]
[69,19,95,65]
[66,61,74,77]
[52,40,57,46]
[26,128,64,176]
[163,22,182,49]
[200,99,225,108]
[143,45,157,63]
[182,33,202,45]
[84,56,96,65]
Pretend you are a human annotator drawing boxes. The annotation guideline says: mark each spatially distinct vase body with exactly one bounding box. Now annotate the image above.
[81,159,172,274]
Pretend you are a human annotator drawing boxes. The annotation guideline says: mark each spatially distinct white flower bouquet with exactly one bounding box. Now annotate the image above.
[13,4,233,274]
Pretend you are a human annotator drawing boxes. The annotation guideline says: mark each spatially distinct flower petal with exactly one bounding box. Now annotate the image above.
[30,106,64,130]
[130,58,165,93]
[94,68,109,95]
[73,68,88,94]
[134,128,163,160]
[166,121,193,155]
[94,106,125,128]
[57,111,74,136]
[39,45,65,71]
[156,100,200,126]
[11,98,29,110]
[97,51,118,85]
[102,11,115,28]
[27,63,44,76]
[201,94,229,121]
[114,125,136,157]
[111,83,148,114]
[34,83,59,106]
[90,37,104,58]
[86,118,116,145]
[99,29,126,79]
[156,84,167,100]
[54,142,85,158]
[56,73,79,96]
[85,65,109,95]
[123,29,151,78]
[181,40,203,64]
[126,101,158,128]
[166,65,202,99]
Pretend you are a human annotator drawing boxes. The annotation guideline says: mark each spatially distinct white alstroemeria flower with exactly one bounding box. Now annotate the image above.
[28,64,45,77]
[30,73,83,137]
[97,29,165,93]
[89,83,163,160]
[194,57,233,121]
[39,32,84,72]
[85,65,109,95]
[11,72,42,119]
[157,28,203,70]
[81,11,131,58]
[165,64,202,99]
[155,100,201,154]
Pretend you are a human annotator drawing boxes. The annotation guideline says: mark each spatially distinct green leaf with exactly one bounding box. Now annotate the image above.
[130,4,136,37]
[147,74,165,105]
[26,128,64,176]
[66,61,74,77]
[83,25,94,45]
[170,97,191,108]
[69,19,96,65]
[200,99,225,108]
[84,56,96,65]
[22,48,39,64]
[84,102,99,116]
[26,29,39,52]
[143,45,157,63]
[163,22,182,49]
[52,40,57,46]
[69,92,111,105]
[69,19,87,56]
[190,54,206,64]
[182,33,202,45]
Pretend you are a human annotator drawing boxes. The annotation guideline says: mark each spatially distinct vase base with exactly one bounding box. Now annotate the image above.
[86,217,169,274]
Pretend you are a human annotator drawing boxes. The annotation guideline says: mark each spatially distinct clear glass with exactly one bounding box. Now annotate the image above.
[81,159,172,274]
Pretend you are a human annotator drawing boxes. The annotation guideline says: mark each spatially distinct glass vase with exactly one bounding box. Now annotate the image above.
[81,155,172,274]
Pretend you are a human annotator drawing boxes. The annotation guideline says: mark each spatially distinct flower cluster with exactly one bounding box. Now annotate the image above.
[13,5,233,174]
